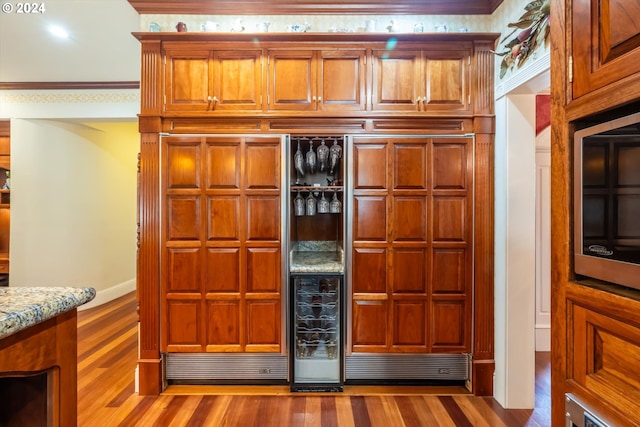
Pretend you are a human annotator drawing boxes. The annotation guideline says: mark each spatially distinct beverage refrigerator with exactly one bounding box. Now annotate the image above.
[290,274,343,391]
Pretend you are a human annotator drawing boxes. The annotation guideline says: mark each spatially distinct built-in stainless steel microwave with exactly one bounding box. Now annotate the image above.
[574,112,640,290]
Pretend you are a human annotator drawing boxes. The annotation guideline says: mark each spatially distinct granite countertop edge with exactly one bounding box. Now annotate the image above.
[0,286,96,340]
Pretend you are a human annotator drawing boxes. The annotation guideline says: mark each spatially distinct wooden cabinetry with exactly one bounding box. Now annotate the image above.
[571,0,640,99]
[164,47,263,113]
[565,282,640,426]
[162,135,282,352]
[135,32,497,395]
[349,136,473,353]
[372,48,471,113]
[551,0,640,425]
[267,49,366,112]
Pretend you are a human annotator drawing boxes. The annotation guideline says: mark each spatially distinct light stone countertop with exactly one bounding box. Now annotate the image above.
[290,251,344,273]
[0,286,96,340]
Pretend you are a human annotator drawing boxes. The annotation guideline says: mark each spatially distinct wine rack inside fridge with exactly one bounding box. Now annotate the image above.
[290,274,343,391]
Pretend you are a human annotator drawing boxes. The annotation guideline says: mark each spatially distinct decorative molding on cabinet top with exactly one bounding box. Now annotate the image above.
[129,0,504,16]
[139,14,492,34]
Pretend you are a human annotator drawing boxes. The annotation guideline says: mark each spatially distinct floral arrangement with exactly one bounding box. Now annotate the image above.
[494,0,551,79]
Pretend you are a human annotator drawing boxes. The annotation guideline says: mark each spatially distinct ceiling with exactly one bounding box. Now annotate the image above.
[0,0,503,86]
[0,0,141,84]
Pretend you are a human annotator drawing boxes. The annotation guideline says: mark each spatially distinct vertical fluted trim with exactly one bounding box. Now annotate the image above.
[473,41,496,116]
[140,40,162,115]
[137,132,162,394]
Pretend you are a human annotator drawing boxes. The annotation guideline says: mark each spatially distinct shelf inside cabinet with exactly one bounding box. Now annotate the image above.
[0,190,9,207]
[291,186,343,192]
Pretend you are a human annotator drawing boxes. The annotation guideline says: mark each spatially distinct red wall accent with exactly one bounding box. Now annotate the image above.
[536,94,551,135]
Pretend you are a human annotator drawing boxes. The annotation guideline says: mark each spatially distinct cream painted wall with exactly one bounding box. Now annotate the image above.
[9,119,138,305]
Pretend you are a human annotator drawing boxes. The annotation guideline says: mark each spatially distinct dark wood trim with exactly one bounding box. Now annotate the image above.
[133,32,500,44]
[128,0,503,16]
[0,81,140,90]
[0,121,9,138]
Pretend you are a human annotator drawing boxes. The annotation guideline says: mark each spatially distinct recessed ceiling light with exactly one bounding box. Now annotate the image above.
[48,25,69,39]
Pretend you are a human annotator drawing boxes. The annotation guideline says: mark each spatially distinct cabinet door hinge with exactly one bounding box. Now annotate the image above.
[163,94,166,105]
[568,56,573,83]
[468,94,471,105]
[468,55,471,65]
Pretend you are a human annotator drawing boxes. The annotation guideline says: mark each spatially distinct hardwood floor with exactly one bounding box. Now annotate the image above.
[77,292,550,426]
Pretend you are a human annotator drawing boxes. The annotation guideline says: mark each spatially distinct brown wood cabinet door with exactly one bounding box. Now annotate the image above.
[162,135,282,353]
[268,49,366,112]
[572,0,640,98]
[268,50,316,111]
[164,49,263,113]
[371,50,421,111]
[421,50,471,113]
[350,136,473,354]
[164,50,212,112]
[211,50,263,111]
[372,49,471,113]
[318,50,367,112]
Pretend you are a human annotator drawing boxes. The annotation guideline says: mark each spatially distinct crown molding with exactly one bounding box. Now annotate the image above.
[128,0,503,15]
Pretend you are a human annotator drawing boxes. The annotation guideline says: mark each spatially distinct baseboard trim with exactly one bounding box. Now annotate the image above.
[535,326,550,351]
[79,279,136,310]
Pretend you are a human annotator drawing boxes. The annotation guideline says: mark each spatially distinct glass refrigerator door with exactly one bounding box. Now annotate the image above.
[292,275,342,389]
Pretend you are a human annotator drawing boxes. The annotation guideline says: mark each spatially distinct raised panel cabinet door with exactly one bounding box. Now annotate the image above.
[421,50,471,113]
[206,300,241,351]
[267,49,316,111]
[246,299,281,351]
[164,50,212,112]
[371,49,421,111]
[430,298,469,351]
[166,299,203,352]
[572,0,640,98]
[162,135,283,354]
[318,50,367,111]
[352,299,388,350]
[211,50,263,111]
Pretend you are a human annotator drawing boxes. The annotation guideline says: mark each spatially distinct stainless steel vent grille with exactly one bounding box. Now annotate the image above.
[345,353,470,380]
[165,353,288,381]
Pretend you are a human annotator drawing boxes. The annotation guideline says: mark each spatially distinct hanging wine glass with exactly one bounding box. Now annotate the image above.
[294,190,305,216]
[329,191,342,213]
[294,139,305,177]
[329,138,342,175]
[305,191,316,216]
[317,137,329,172]
[317,191,330,213]
[306,140,317,174]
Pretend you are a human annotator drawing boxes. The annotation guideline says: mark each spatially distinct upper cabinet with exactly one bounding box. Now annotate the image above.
[571,0,640,99]
[372,48,471,114]
[136,33,498,121]
[164,48,263,113]
[267,49,366,112]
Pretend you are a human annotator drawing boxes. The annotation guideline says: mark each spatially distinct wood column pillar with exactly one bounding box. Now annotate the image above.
[137,40,163,395]
[471,40,496,396]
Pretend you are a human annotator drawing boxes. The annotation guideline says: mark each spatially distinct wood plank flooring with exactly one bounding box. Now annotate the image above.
[77,292,550,426]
